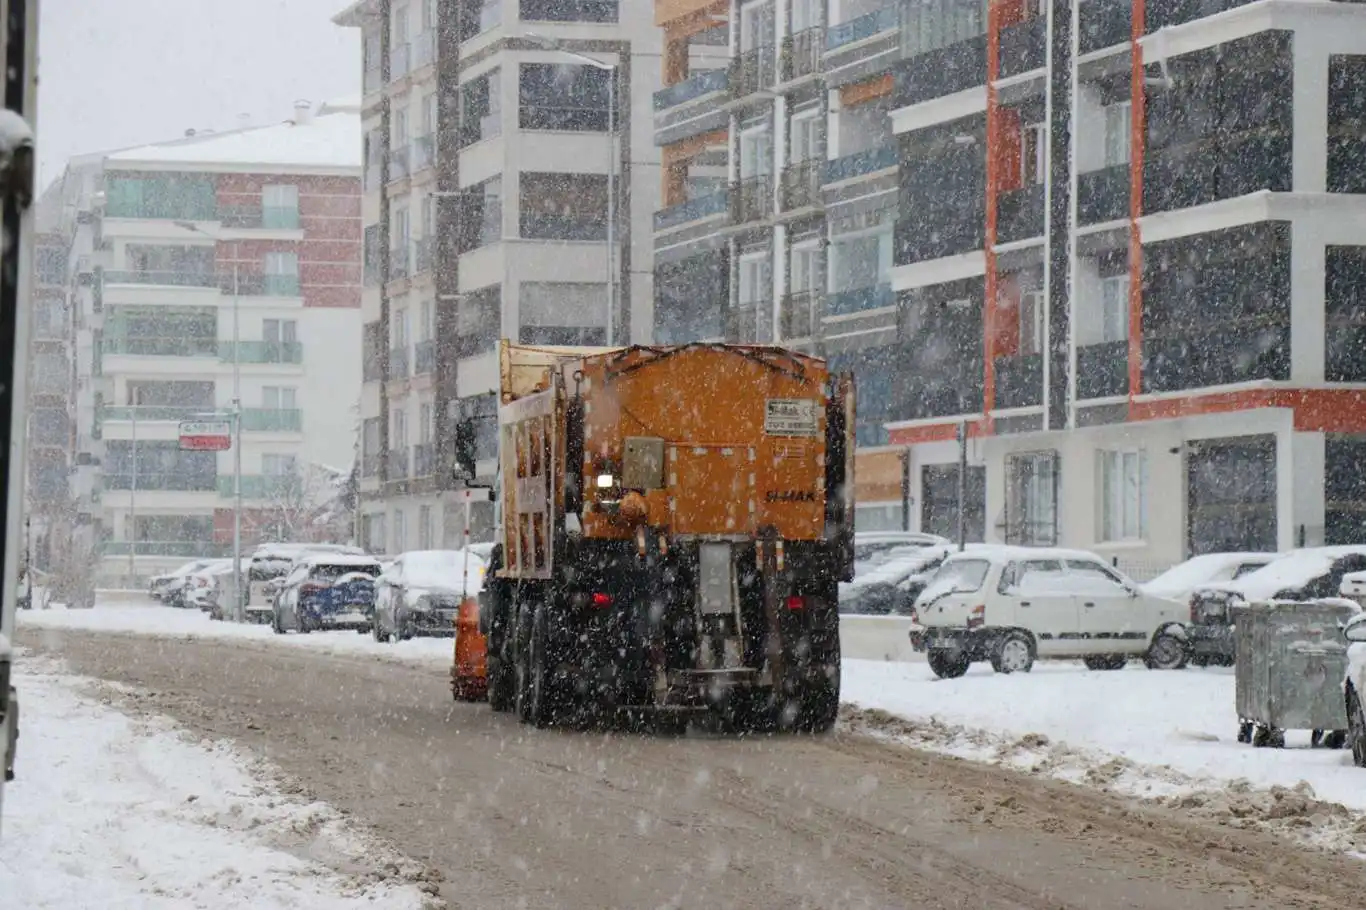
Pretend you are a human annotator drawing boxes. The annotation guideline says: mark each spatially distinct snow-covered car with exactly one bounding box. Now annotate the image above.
[1187,546,1366,666]
[1341,614,1366,767]
[272,553,383,634]
[839,545,956,616]
[1142,552,1279,604]
[852,531,951,562]
[246,542,367,623]
[372,549,488,641]
[185,561,248,619]
[149,559,219,607]
[914,546,1188,679]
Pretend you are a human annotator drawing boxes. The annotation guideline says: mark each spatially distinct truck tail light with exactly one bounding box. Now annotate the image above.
[967,604,986,629]
[590,592,612,609]
[1189,597,1198,624]
[785,595,805,611]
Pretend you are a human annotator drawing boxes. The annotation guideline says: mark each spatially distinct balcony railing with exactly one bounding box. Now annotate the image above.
[413,442,436,477]
[388,146,410,182]
[780,290,820,339]
[1077,340,1129,399]
[218,475,298,499]
[653,68,729,111]
[101,541,229,558]
[520,213,607,241]
[780,160,822,212]
[825,283,893,317]
[823,145,897,184]
[102,270,219,289]
[730,47,776,98]
[411,135,434,172]
[262,274,301,296]
[1078,165,1130,225]
[387,448,411,480]
[729,175,772,224]
[390,43,411,81]
[783,27,823,81]
[218,205,300,229]
[414,339,436,374]
[389,247,410,281]
[993,353,1043,409]
[221,341,304,364]
[239,408,303,432]
[996,183,1045,244]
[654,191,728,232]
[101,337,218,358]
[892,34,987,109]
[389,346,410,380]
[103,474,218,492]
[726,306,760,343]
[101,405,213,422]
[825,5,899,51]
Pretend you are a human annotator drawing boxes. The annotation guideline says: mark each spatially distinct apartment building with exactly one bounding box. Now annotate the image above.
[334,0,662,554]
[654,0,1366,570]
[52,101,364,584]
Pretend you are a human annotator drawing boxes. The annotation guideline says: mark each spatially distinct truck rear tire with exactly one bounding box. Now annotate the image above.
[524,605,555,729]
[487,610,516,713]
[798,674,840,734]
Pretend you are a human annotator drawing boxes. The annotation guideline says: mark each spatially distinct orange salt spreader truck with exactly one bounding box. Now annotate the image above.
[454,340,856,733]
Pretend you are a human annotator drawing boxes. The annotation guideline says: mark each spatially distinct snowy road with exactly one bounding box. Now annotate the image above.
[17,616,1366,909]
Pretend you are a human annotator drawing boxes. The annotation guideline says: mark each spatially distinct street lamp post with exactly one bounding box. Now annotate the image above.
[525,33,617,345]
[174,221,243,620]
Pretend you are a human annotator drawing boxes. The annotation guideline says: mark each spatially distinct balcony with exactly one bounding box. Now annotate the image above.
[101,337,218,358]
[1078,165,1130,225]
[218,474,298,499]
[101,540,229,558]
[520,213,606,242]
[413,442,437,477]
[220,341,304,365]
[389,346,411,380]
[218,205,301,230]
[387,448,411,481]
[388,146,410,182]
[653,68,729,111]
[824,145,897,184]
[998,17,1046,80]
[414,339,436,375]
[654,191,728,232]
[412,30,436,69]
[414,239,433,276]
[239,408,302,432]
[825,283,893,317]
[363,353,383,383]
[103,270,219,289]
[1077,340,1128,399]
[730,47,776,99]
[1079,0,1132,54]
[892,382,983,421]
[783,27,823,81]
[780,160,822,212]
[361,453,382,477]
[390,43,411,82]
[996,183,1044,244]
[824,5,899,52]
[993,354,1043,409]
[103,473,218,492]
[780,291,820,339]
[892,34,987,109]
[729,175,772,224]
[411,135,435,172]
[726,306,760,343]
[389,247,410,281]
[101,405,212,423]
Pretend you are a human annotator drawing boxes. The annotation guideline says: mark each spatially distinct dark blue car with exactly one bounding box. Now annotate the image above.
[272,554,382,634]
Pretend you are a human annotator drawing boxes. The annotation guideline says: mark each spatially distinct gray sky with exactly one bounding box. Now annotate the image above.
[37,0,360,185]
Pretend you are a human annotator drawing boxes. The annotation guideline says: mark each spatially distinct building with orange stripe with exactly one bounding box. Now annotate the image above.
[655,0,1366,572]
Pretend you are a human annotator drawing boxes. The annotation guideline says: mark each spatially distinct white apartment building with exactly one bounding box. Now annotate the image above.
[52,101,364,585]
[333,0,662,555]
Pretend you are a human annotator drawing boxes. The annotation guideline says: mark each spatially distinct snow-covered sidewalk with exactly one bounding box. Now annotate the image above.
[0,655,438,909]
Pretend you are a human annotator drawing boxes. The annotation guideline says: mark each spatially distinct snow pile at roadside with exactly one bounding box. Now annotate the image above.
[842,659,1366,856]
[18,602,454,666]
[0,656,441,909]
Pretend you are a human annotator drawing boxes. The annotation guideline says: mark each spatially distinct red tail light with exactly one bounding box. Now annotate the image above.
[590,592,612,608]
[967,604,986,629]
[300,582,325,595]
[785,595,805,610]
[1189,597,1197,623]
[908,607,920,623]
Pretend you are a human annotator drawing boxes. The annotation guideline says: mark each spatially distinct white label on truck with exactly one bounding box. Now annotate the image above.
[765,399,819,436]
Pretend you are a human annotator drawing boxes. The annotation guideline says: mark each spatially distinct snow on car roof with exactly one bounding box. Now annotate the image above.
[939,544,1099,564]
[297,552,382,568]
[1143,552,1279,599]
[393,549,488,591]
[845,546,952,591]
[105,109,360,171]
[1199,546,1366,601]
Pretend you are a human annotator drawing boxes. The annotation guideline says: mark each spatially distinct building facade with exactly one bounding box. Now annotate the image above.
[334,0,661,555]
[50,102,364,585]
[654,0,1366,574]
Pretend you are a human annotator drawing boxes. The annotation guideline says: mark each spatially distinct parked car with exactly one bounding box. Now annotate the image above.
[1187,546,1366,666]
[373,549,488,642]
[246,542,367,624]
[184,561,243,618]
[839,545,956,616]
[149,559,219,607]
[1142,552,1279,604]
[272,552,383,634]
[914,546,1188,679]
[853,531,951,562]
[1341,614,1366,767]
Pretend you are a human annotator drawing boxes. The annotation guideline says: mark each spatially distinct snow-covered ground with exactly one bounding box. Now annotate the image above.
[0,654,440,909]
[19,600,1366,855]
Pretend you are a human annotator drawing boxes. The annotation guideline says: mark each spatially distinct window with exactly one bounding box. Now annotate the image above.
[262,454,297,476]
[901,0,987,57]
[1098,449,1147,542]
[393,4,409,42]
[519,173,607,241]
[740,1,775,51]
[419,403,434,443]
[790,0,821,32]
[424,0,437,30]
[829,227,893,292]
[790,243,822,294]
[420,300,434,341]
[364,513,387,553]
[790,109,822,163]
[262,252,299,296]
[738,254,771,308]
[392,407,408,446]
[262,185,299,228]
[262,386,298,410]
[455,287,502,357]
[418,505,434,549]
[519,282,607,346]
[1019,289,1045,356]
[263,319,298,344]
[519,63,610,132]
[460,69,501,145]
[1100,275,1129,343]
[393,509,407,554]
[1104,101,1132,167]
[740,126,772,178]
[1005,450,1058,546]
[103,174,217,220]
[1011,559,1065,594]
[393,207,411,246]
[520,0,619,23]
[1022,122,1046,185]
[392,308,410,348]
[393,107,409,147]
[264,251,298,276]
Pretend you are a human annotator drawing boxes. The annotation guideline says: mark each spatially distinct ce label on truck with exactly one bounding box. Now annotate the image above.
[765,399,819,436]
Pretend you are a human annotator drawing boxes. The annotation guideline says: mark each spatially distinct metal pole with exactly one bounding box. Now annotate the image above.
[900,448,911,532]
[129,405,137,583]
[603,64,614,344]
[956,422,968,552]
[231,258,243,622]
[461,492,471,600]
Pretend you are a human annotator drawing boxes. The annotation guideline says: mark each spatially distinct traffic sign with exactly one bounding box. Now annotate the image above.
[178,419,232,451]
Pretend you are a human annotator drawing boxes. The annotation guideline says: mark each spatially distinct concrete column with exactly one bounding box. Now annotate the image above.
[1290,219,1325,384]
[1292,33,1329,193]
[1291,431,1326,548]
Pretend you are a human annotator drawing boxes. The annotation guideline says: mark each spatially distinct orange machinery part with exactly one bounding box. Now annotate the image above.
[450,596,488,702]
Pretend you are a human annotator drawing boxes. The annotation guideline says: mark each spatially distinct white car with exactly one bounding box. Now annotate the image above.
[1342,614,1366,766]
[373,549,487,641]
[149,559,218,607]
[914,546,1188,679]
[1142,551,1279,604]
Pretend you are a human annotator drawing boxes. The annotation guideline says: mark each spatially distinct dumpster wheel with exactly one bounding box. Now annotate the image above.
[1250,723,1285,749]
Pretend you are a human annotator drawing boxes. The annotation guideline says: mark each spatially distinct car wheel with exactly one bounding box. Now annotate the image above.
[990,632,1035,674]
[927,649,970,679]
[1144,632,1188,670]
[1349,688,1366,768]
[1082,654,1127,671]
